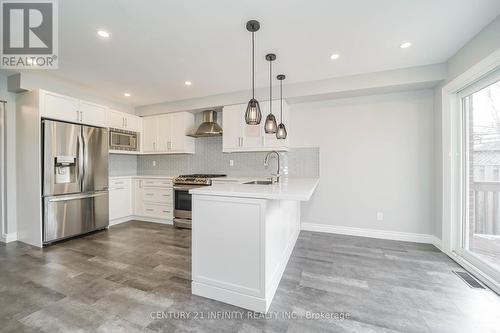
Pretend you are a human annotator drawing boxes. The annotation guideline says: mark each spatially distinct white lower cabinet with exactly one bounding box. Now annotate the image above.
[109,179,132,222]
[108,177,173,225]
[135,179,174,220]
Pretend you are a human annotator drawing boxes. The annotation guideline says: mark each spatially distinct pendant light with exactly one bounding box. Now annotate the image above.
[276,74,287,139]
[245,20,262,125]
[264,53,278,134]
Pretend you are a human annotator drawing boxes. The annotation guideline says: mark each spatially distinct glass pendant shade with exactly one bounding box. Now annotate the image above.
[265,53,277,133]
[245,20,261,125]
[276,123,287,139]
[264,113,278,134]
[245,98,262,125]
[276,74,287,139]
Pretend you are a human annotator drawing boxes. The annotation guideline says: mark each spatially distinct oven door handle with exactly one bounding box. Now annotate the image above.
[173,185,204,191]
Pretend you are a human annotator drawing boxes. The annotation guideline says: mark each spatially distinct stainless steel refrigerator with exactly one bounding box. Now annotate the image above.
[42,119,109,244]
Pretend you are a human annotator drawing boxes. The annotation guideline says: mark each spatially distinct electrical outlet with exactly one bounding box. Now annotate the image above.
[229,160,234,167]
[152,161,157,167]
[377,212,383,221]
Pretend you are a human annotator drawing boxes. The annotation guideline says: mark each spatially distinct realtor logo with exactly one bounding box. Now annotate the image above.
[0,0,58,68]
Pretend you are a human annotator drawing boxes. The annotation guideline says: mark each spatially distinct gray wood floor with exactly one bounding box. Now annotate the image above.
[1,221,499,333]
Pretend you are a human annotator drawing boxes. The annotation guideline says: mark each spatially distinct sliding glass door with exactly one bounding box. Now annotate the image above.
[460,71,500,283]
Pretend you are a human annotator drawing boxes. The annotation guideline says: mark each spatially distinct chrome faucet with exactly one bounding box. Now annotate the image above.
[264,151,281,183]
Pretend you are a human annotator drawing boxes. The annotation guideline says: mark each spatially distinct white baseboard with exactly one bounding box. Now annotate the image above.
[109,215,173,227]
[0,232,18,243]
[301,222,442,247]
[192,281,268,313]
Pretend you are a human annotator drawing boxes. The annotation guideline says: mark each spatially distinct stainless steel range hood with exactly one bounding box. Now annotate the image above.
[188,110,222,137]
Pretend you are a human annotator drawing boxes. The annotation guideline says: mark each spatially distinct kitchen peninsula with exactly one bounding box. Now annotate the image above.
[190,178,319,312]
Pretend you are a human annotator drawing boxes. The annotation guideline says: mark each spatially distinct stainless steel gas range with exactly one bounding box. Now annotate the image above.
[173,174,226,229]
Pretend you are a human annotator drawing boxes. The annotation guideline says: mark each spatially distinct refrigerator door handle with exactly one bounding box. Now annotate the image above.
[47,191,108,202]
[77,131,84,184]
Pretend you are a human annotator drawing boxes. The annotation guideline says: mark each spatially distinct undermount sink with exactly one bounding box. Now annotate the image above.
[244,180,274,185]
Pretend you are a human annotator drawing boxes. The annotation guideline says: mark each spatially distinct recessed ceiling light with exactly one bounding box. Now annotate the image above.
[97,30,110,38]
[124,93,131,97]
[330,53,340,60]
[185,81,192,86]
[400,42,412,49]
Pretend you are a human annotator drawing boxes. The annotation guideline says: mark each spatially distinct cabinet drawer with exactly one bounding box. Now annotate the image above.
[141,188,173,204]
[110,179,131,189]
[140,179,172,188]
[143,203,173,219]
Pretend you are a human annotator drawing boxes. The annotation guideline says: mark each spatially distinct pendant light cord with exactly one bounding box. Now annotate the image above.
[252,31,255,99]
[269,59,272,114]
[280,79,283,122]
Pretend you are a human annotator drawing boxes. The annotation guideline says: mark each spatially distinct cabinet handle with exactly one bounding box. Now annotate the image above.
[162,210,170,213]
[153,142,156,150]
[168,141,172,150]
[76,110,80,121]
[125,118,128,128]
[238,137,241,147]
[80,111,83,122]
[145,193,154,196]
[146,208,154,212]
[241,137,243,147]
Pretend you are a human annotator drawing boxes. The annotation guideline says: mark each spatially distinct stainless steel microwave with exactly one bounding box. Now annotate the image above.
[109,128,139,151]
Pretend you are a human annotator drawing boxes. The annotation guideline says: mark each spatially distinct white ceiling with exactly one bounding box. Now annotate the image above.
[36,0,500,106]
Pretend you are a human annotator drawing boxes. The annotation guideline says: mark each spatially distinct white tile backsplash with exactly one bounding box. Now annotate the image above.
[109,137,319,177]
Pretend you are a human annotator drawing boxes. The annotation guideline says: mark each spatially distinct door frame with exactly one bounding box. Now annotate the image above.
[442,47,500,293]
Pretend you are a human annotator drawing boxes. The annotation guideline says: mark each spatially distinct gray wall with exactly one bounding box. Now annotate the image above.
[290,90,435,236]
[0,73,17,237]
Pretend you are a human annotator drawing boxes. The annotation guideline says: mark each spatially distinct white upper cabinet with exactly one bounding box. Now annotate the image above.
[156,115,172,152]
[79,101,107,127]
[41,91,79,123]
[222,100,289,152]
[142,112,195,154]
[107,109,126,129]
[125,114,141,132]
[222,105,243,151]
[142,117,158,153]
[39,90,108,127]
[106,109,141,132]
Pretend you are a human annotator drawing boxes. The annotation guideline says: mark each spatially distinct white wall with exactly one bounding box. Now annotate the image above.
[447,15,500,82]
[0,74,17,237]
[432,87,443,239]
[290,90,434,236]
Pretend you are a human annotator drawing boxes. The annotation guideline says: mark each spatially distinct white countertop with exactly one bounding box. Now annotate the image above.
[109,175,175,179]
[190,177,319,201]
